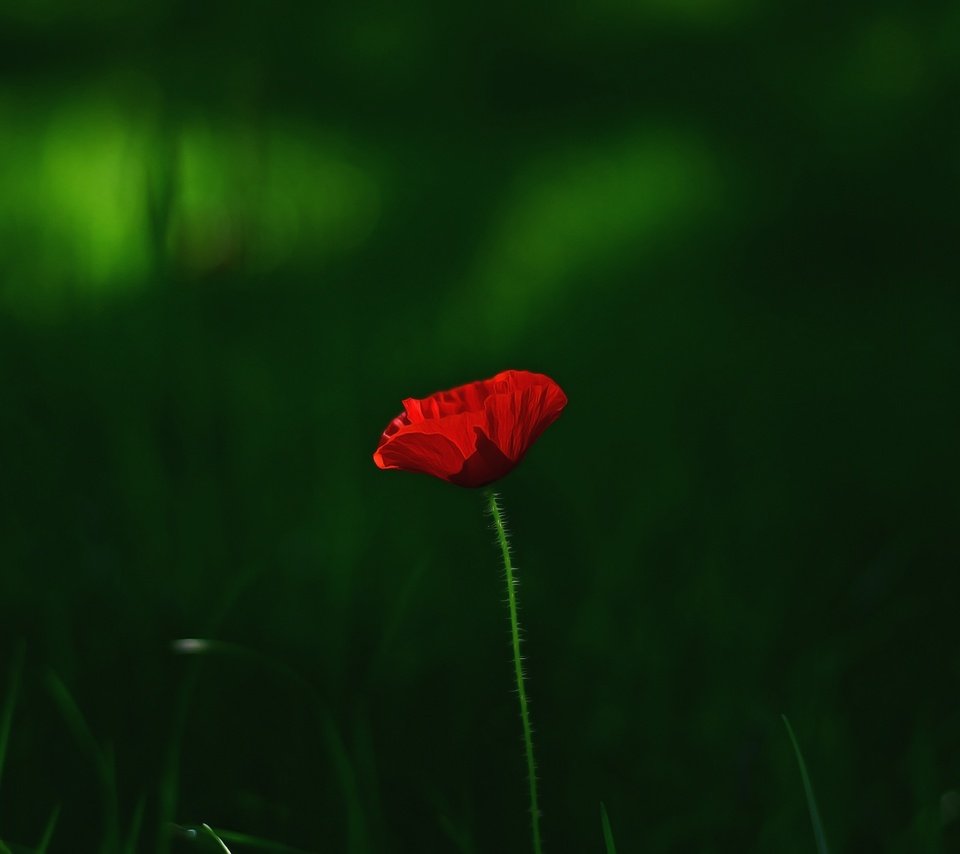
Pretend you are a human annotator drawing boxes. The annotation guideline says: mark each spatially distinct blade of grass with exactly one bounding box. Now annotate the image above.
[905,721,942,853]
[600,802,618,854]
[34,804,61,854]
[45,671,120,851]
[202,824,232,853]
[216,827,319,853]
[177,824,315,854]
[168,823,199,844]
[437,812,477,854]
[781,714,830,854]
[0,641,26,800]
[124,794,146,854]
[159,563,265,854]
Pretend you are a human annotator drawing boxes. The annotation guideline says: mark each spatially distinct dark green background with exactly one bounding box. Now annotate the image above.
[1,2,958,852]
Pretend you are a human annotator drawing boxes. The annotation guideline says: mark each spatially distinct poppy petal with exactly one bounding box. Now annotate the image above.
[373,428,467,482]
[373,369,566,487]
[450,429,516,487]
[482,377,568,462]
[403,379,491,422]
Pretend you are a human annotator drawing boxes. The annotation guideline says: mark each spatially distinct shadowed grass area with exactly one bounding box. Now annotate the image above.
[1,650,59,854]
[170,638,366,852]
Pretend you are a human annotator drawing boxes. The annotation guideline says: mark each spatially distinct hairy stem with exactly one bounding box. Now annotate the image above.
[487,490,543,854]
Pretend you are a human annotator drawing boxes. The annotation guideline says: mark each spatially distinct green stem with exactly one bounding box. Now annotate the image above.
[487,490,543,854]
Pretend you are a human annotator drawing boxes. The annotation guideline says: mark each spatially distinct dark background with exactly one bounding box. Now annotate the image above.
[1,1,958,852]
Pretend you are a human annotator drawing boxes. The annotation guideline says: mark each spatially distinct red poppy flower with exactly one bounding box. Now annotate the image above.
[373,369,567,488]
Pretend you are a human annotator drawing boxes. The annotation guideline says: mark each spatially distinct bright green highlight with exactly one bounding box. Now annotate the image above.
[190,824,315,853]
[487,491,543,854]
[203,823,233,853]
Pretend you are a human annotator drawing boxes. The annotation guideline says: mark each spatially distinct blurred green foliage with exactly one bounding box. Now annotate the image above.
[1,1,958,852]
